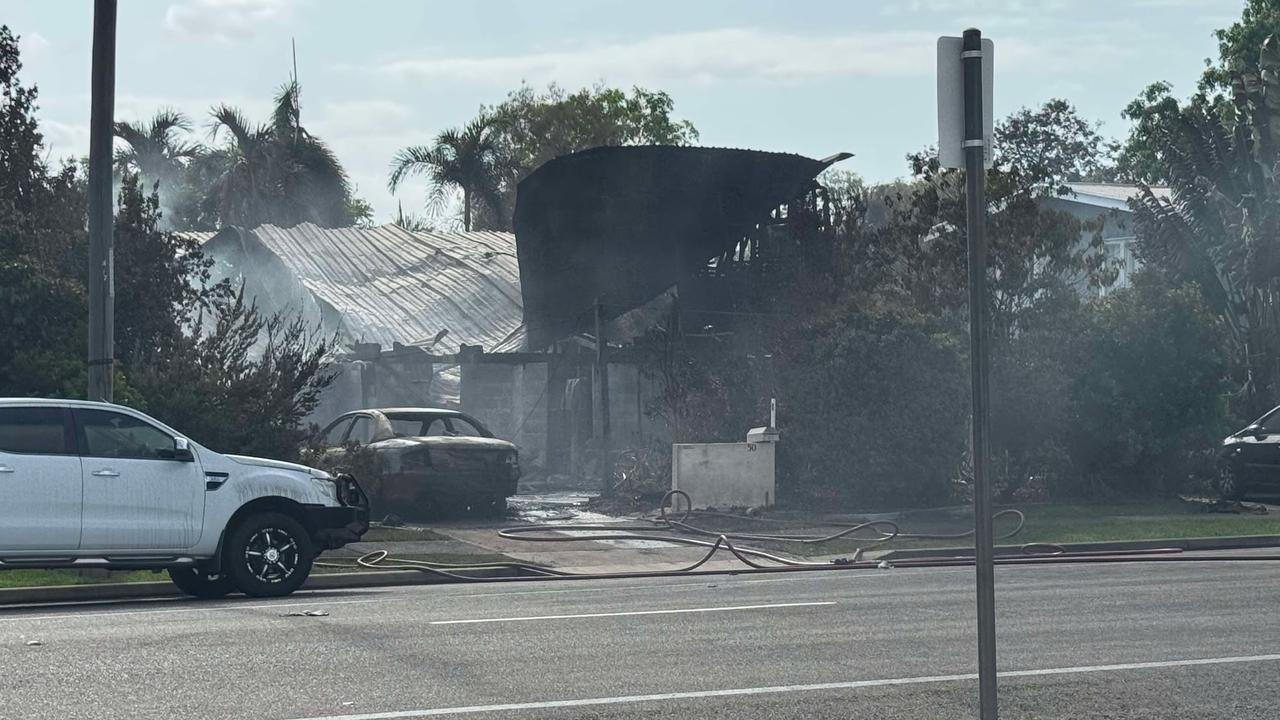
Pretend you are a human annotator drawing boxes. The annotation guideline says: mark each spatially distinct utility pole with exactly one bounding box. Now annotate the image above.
[87,0,117,403]
[594,297,611,485]
[962,27,997,720]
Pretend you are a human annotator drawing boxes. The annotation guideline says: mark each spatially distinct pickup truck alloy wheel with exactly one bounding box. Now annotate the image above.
[245,527,301,583]
[226,512,314,597]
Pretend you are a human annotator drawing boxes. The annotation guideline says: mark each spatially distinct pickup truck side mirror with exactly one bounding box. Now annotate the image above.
[168,437,195,462]
[1246,425,1271,440]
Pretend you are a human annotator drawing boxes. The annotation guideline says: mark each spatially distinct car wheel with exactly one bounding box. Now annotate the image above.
[167,566,235,599]
[224,512,314,598]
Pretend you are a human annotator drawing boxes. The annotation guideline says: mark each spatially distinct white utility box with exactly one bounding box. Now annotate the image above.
[671,426,779,510]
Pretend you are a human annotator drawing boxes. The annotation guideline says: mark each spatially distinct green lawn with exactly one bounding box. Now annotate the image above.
[0,569,160,589]
[0,550,520,589]
[756,499,1280,557]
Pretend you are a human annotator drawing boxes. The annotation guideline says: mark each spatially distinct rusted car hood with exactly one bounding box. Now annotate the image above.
[372,436,516,452]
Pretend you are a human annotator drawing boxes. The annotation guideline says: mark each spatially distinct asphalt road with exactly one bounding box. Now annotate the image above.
[2,558,1279,719]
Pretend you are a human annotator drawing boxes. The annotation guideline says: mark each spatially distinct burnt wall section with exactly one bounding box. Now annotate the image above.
[514,146,830,348]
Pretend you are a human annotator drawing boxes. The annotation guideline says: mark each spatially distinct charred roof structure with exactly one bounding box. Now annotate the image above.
[196,222,522,351]
[513,146,846,348]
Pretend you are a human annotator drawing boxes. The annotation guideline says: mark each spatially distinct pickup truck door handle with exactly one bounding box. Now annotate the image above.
[91,469,120,477]
[0,465,13,474]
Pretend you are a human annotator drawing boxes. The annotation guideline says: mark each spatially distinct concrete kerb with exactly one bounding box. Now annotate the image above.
[0,568,520,607]
[878,534,1280,561]
[6,534,1280,606]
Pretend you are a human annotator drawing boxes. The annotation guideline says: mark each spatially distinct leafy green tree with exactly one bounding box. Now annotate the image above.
[1203,0,1280,91]
[489,83,699,175]
[112,173,226,362]
[775,299,969,508]
[388,114,512,231]
[128,288,335,460]
[1128,33,1280,419]
[1069,274,1229,493]
[0,26,87,397]
[871,100,1113,338]
[996,98,1119,191]
[402,83,699,230]
[0,27,337,457]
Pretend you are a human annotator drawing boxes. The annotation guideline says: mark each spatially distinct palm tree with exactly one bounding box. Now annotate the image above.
[113,109,202,190]
[205,80,355,229]
[206,104,273,228]
[388,114,511,231]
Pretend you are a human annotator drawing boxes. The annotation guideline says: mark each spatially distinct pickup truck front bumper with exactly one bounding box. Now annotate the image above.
[308,473,370,550]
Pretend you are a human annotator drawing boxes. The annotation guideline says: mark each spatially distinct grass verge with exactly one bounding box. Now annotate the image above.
[750,499,1280,557]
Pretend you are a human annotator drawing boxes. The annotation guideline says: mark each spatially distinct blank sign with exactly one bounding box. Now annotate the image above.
[937,36,994,169]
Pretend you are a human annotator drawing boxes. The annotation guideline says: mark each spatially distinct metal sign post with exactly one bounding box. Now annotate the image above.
[940,28,997,720]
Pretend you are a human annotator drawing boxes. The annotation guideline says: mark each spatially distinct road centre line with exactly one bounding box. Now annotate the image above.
[429,600,836,625]
[286,652,1280,720]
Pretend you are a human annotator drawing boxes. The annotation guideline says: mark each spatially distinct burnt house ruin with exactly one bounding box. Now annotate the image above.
[198,146,848,481]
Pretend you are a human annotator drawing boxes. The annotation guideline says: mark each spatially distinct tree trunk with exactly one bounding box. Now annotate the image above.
[463,186,471,231]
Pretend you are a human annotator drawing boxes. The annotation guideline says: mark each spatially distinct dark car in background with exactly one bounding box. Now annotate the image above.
[1219,404,1280,500]
[315,408,520,518]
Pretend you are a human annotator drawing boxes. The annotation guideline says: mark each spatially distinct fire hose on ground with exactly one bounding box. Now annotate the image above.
[313,490,1280,582]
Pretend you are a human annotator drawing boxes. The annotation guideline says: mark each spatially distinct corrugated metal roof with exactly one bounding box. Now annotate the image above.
[210,222,522,351]
[1063,183,1172,209]
[176,230,220,246]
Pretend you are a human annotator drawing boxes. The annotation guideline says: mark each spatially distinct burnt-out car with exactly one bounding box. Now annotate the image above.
[1219,404,1280,500]
[315,408,519,518]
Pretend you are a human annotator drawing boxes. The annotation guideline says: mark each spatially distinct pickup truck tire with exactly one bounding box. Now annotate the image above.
[224,512,314,598]
[167,567,235,599]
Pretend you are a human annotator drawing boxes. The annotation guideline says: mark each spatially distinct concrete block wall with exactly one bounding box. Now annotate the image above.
[459,363,550,465]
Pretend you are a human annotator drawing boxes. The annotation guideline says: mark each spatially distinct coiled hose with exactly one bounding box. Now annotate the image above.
[316,490,1039,580]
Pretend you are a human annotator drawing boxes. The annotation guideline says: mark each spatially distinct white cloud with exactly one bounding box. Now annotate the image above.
[308,99,427,221]
[380,29,944,86]
[313,99,413,136]
[18,31,50,59]
[164,0,300,43]
[41,120,90,162]
[375,27,1125,89]
[881,0,1069,15]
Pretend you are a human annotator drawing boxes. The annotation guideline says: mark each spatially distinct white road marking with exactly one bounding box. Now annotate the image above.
[430,601,837,625]
[437,566,972,600]
[285,652,1280,720]
[0,567,968,623]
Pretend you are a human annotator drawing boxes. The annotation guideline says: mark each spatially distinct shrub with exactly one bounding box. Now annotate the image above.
[775,299,969,509]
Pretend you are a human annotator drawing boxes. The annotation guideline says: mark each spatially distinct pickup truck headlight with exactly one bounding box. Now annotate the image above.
[310,476,339,503]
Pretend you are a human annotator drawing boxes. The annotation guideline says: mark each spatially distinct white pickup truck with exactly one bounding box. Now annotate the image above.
[0,399,368,598]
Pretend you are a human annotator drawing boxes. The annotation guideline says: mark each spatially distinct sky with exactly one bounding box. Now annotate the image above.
[5,0,1243,223]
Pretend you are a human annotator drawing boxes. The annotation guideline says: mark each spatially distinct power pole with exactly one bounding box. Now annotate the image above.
[962,27,997,720]
[87,0,117,403]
